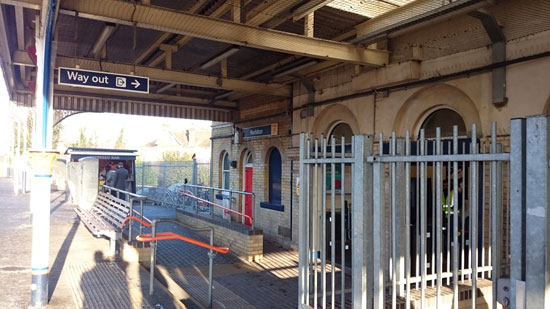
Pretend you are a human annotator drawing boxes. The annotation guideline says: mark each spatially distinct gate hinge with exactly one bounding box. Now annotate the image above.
[497,278,526,308]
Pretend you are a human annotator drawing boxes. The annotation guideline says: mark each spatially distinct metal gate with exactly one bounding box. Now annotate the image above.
[299,116,549,308]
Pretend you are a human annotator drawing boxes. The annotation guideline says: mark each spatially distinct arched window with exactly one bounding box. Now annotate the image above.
[268,148,282,205]
[329,122,353,142]
[260,148,283,211]
[421,109,467,138]
[222,152,230,190]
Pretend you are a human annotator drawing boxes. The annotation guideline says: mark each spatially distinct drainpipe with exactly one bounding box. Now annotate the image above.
[29,0,59,306]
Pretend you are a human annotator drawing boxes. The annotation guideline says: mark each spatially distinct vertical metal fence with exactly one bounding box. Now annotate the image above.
[135,160,210,189]
[299,120,517,308]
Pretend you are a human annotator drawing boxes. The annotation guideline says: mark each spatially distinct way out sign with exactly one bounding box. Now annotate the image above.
[58,67,149,94]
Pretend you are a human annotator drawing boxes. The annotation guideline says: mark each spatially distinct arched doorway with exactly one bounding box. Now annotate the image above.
[420,108,467,138]
[326,122,353,264]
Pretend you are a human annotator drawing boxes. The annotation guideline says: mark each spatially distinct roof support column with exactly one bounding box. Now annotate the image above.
[29,0,59,306]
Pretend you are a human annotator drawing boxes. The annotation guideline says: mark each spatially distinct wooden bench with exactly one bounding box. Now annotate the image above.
[75,191,131,255]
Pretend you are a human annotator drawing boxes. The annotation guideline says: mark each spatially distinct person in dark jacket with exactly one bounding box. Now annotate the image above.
[115,162,129,200]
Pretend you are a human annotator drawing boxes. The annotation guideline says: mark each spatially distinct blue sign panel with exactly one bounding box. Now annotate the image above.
[243,123,278,138]
[58,67,149,94]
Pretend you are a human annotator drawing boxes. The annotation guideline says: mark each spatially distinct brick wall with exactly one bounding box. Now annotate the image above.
[175,210,263,262]
[211,96,300,246]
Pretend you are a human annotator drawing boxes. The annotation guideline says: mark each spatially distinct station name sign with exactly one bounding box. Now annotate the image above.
[58,67,149,94]
[243,123,278,138]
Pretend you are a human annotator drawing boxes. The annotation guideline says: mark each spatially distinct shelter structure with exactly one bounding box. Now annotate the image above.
[2,0,550,307]
[65,146,138,193]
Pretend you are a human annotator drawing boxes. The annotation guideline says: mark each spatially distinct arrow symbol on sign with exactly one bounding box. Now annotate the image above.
[131,80,140,88]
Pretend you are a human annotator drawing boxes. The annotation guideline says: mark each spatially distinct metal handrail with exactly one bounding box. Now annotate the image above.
[135,218,230,308]
[182,183,256,228]
[136,232,230,254]
[103,185,148,241]
[102,185,147,201]
[179,190,254,228]
[183,183,255,198]
[122,216,152,228]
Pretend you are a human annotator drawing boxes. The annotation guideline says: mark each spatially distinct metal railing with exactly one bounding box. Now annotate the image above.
[179,189,254,228]
[181,183,256,228]
[298,122,514,308]
[102,185,149,240]
[132,218,230,308]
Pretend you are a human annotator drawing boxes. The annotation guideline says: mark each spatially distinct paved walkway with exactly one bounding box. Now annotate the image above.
[0,177,301,308]
[0,177,184,308]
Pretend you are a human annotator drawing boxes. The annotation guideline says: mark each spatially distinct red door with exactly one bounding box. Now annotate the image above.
[244,167,253,226]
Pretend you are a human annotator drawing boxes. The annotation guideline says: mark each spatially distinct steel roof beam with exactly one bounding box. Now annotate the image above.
[246,0,302,26]
[54,85,237,109]
[55,56,291,97]
[292,0,332,22]
[58,0,389,67]
[354,0,492,45]
[136,0,206,66]
[13,50,289,96]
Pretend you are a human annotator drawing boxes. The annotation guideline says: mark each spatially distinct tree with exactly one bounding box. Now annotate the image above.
[114,128,126,149]
[52,111,63,149]
[26,111,33,150]
[162,151,193,161]
[73,128,94,147]
[160,151,194,186]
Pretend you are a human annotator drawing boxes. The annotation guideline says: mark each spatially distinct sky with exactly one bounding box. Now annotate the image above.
[59,112,211,148]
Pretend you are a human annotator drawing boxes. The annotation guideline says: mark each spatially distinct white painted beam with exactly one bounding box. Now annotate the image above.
[0,0,41,10]
[59,0,389,66]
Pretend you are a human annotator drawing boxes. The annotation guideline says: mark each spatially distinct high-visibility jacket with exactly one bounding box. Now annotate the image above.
[442,190,461,218]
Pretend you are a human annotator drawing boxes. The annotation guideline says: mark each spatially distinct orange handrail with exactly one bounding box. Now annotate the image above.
[122,216,152,228]
[178,190,253,224]
[136,232,230,254]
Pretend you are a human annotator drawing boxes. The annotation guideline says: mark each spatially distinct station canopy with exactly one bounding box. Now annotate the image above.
[0,0,494,122]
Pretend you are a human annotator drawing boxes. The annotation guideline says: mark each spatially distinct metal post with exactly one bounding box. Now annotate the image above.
[30,0,58,305]
[129,198,134,242]
[436,128,442,308]
[470,124,478,309]
[452,126,459,309]
[163,161,167,188]
[298,133,307,306]
[140,199,144,236]
[372,134,385,309]
[510,118,526,309]
[340,136,346,308]
[193,159,198,213]
[390,133,397,308]
[207,231,215,308]
[419,130,427,308]
[405,132,411,309]
[149,220,158,296]
[141,161,145,191]
[525,115,550,309]
[351,135,372,308]
[491,123,502,309]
